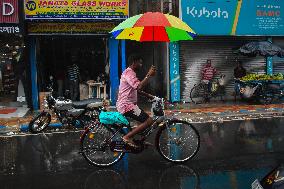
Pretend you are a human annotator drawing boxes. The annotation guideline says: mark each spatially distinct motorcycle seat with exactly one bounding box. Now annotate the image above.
[72,98,103,109]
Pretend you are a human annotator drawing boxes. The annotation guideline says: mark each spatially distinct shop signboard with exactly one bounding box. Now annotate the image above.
[0,0,19,34]
[27,22,116,34]
[169,42,180,102]
[181,0,284,35]
[0,0,19,23]
[0,0,18,23]
[0,24,20,34]
[24,0,129,20]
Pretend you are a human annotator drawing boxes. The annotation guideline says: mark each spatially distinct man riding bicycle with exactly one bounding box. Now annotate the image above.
[116,54,156,148]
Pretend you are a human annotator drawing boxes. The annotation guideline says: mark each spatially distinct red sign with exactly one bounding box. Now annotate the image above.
[0,0,18,23]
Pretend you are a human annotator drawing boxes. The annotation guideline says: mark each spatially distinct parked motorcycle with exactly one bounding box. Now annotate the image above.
[29,77,104,133]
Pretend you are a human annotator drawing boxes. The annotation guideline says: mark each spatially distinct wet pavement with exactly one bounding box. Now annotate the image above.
[1,118,284,189]
[2,102,284,135]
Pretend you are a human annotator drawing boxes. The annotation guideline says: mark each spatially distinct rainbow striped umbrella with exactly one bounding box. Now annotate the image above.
[110,12,196,42]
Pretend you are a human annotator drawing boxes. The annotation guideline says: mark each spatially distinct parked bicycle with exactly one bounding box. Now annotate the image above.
[80,97,200,167]
[190,75,226,104]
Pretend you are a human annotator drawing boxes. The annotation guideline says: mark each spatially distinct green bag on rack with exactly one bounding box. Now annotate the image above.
[99,111,129,125]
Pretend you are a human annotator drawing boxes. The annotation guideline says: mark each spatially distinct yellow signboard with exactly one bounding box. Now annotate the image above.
[24,0,128,19]
[27,22,116,34]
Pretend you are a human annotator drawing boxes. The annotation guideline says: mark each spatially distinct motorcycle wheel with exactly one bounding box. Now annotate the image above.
[29,112,51,134]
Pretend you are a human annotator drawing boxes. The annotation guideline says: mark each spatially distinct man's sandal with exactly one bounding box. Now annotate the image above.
[122,138,139,148]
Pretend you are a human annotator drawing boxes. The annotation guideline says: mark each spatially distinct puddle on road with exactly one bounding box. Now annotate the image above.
[1,118,284,189]
[0,163,273,189]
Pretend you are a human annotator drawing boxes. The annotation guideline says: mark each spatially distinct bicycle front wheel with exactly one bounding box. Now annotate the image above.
[190,84,206,104]
[156,120,200,163]
[80,124,125,167]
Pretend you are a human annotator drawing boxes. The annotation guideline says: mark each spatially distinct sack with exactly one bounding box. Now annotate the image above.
[241,86,257,98]
[99,111,129,125]
[211,82,218,92]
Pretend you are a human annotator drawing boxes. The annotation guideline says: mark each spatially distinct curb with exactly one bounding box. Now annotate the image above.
[19,122,85,132]
[19,123,63,132]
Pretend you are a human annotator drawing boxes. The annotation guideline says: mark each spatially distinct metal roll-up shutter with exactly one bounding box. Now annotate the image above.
[180,36,266,102]
[273,37,284,74]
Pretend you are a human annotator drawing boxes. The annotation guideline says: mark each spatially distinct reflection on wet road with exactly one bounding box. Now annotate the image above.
[1,118,284,189]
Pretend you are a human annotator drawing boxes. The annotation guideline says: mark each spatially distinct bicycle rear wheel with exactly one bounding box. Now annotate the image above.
[190,84,206,104]
[156,120,200,163]
[80,124,125,167]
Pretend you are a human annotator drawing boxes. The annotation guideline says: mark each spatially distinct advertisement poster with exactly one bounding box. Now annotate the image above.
[181,0,284,35]
[170,42,180,102]
[24,0,129,19]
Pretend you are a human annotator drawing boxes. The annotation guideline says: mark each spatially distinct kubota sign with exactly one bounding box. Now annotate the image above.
[181,0,284,36]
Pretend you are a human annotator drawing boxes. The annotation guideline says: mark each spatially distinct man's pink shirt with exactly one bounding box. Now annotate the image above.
[116,68,141,114]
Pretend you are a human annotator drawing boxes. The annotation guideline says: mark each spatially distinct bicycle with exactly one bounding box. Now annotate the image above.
[190,75,226,104]
[80,97,200,167]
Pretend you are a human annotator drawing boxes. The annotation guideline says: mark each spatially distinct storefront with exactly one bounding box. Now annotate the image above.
[173,0,284,102]
[273,37,284,74]
[24,0,129,109]
[0,0,26,109]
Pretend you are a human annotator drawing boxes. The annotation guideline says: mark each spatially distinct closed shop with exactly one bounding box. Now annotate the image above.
[273,37,284,74]
[179,36,266,101]
[177,0,284,103]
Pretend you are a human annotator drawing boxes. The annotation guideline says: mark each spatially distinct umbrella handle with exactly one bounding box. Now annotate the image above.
[152,42,155,67]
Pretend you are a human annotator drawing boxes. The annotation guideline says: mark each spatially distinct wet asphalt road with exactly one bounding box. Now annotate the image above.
[1,118,284,189]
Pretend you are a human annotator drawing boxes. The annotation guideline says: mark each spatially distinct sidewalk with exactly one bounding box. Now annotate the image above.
[1,101,284,134]
[165,102,284,123]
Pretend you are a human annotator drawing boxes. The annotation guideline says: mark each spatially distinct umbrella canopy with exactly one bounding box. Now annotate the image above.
[110,12,196,42]
[235,41,284,57]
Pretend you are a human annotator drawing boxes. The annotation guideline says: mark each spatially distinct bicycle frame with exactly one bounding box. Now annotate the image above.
[81,98,170,150]
[85,116,168,143]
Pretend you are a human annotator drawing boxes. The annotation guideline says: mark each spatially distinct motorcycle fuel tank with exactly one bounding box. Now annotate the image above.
[67,109,84,117]
[54,99,73,110]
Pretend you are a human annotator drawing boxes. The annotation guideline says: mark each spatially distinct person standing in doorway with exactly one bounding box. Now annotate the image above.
[234,60,246,101]
[55,66,65,97]
[201,59,218,101]
[67,56,80,101]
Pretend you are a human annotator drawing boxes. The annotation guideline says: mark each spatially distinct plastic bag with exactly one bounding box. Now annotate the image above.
[99,111,129,125]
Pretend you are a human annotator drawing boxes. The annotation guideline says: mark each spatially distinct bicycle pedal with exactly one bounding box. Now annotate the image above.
[122,148,133,153]
[144,142,154,147]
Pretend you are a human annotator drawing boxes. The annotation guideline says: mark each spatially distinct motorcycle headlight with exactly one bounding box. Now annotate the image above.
[43,98,49,109]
